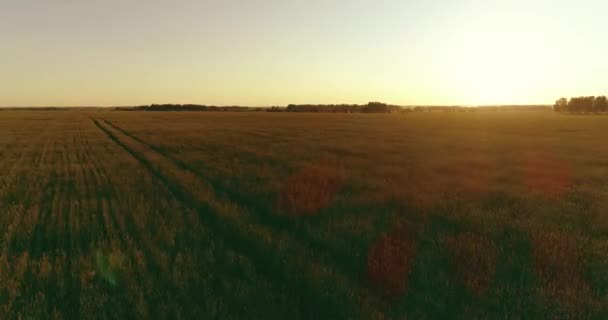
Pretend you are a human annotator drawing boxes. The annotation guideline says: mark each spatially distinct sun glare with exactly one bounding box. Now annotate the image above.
[439,11,560,106]
[448,51,536,105]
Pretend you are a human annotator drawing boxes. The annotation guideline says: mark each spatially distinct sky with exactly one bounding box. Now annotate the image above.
[1,0,607,107]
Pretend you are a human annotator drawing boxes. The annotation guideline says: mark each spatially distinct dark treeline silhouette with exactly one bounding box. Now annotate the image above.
[286,102,400,113]
[554,96,608,113]
[118,104,258,112]
[119,102,403,113]
[109,103,552,113]
[0,107,108,111]
[286,104,362,113]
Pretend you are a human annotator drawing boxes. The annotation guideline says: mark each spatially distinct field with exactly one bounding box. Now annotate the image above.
[1,110,608,319]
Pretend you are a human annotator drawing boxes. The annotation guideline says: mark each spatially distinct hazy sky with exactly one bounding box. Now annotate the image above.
[1,0,607,106]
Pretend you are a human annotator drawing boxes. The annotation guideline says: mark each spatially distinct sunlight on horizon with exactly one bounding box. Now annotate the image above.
[1,0,607,107]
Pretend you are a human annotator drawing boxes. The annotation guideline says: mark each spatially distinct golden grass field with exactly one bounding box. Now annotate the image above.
[1,110,608,319]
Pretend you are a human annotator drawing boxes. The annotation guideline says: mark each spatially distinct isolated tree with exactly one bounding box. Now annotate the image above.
[593,96,608,113]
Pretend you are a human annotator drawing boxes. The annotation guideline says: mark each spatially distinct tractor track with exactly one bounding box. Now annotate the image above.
[91,116,366,319]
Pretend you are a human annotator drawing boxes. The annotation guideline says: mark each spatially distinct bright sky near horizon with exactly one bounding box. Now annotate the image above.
[1,0,607,107]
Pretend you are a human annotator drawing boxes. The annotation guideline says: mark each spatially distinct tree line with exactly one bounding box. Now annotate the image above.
[113,103,553,113]
[116,102,402,113]
[118,104,257,112]
[285,102,399,113]
[554,96,608,113]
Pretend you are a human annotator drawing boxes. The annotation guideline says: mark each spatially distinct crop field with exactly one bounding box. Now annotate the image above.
[1,110,608,319]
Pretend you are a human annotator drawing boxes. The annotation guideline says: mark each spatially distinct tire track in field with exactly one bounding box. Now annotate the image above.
[101,119,361,279]
[86,126,243,317]
[76,131,104,247]
[90,138,156,253]
[92,117,368,319]
[83,119,133,250]
[92,117,314,314]
[90,118,207,317]
[83,124,157,316]
[92,118,218,294]
[78,118,152,302]
[77,124,120,249]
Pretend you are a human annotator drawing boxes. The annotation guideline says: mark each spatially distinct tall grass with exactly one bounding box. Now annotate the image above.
[0,110,608,318]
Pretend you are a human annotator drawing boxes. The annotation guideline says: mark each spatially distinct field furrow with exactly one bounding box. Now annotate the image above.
[100,118,370,278]
[92,116,378,318]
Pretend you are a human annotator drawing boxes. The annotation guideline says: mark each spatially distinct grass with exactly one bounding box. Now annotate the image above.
[0,110,607,318]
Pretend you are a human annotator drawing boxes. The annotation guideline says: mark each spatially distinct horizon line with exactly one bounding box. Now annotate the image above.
[0,103,554,109]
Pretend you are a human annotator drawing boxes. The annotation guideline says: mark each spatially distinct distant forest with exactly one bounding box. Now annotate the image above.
[0,104,552,113]
[120,102,400,113]
[554,96,608,113]
[116,103,551,113]
[116,104,256,112]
